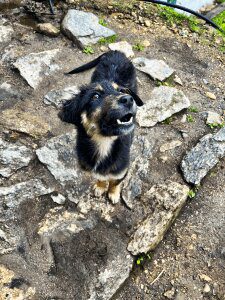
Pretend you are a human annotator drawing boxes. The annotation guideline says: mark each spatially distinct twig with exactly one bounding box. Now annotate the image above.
[150,269,165,285]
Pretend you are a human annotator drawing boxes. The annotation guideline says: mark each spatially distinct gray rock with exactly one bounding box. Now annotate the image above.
[206,111,223,125]
[127,181,189,255]
[108,41,134,58]
[50,193,66,205]
[38,207,97,238]
[87,252,133,300]
[122,135,154,209]
[13,49,60,89]
[133,57,174,81]
[0,179,54,209]
[44,85,79,108]
[0,82,21,101]
[0,138,33,177]
[0,108,51,137]
[36,131,90,203]
[0,225,22,255]
[136,86,190,127]
[181,127,225,185]
[0,25,14,44]
[62,10,116,47]
[36,130,78,185]
[38,206,133,300]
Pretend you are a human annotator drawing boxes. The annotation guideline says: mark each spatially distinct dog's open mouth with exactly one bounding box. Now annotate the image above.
[116,113,133,125]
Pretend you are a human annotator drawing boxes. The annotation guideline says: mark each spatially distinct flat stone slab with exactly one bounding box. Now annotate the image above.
[36,130,90,203]
[127,181,189,255]
[38,207,133,300]
[0,108,51,137]
[13,49,60,89]
[181,127,225,185]
[136,86,190,127]
[0,138,33,177]
[0,25,14,44]
[62,10,116,47]
[44,85,79,108]
[108,41,134,58]
[0,179,54,210]
[133,57,175,81]
[122,135,154,209]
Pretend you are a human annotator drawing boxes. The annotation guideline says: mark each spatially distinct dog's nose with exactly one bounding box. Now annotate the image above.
[119,95,133,108]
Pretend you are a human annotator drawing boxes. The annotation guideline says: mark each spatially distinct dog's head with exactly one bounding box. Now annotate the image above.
[59,81,143,137]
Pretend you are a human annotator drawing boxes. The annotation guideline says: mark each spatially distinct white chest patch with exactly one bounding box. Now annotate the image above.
[92,135,117,162]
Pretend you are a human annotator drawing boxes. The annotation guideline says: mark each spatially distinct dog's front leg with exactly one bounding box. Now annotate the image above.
[93,180,108,197]
[108,180,121,204]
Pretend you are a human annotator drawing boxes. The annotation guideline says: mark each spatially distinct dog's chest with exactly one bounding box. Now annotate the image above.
[92,135,116,163]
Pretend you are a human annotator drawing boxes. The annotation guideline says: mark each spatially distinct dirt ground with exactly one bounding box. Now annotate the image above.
[0,1,225,299]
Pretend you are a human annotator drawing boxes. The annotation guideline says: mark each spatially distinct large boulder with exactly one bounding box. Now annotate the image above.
[61,10,116,47]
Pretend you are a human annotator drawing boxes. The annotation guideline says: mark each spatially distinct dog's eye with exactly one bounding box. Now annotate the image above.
[92,93,100,100]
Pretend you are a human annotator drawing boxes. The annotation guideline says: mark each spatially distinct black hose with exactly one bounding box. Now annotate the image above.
[49,0,54,14]
[140,0,225,34]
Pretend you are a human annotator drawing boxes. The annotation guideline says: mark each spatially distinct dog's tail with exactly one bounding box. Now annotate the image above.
[65,53,105,75]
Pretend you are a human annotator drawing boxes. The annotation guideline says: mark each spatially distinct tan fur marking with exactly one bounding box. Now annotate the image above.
[91,134,117,162]
[93,180,108,197]
[112,82,119,90]
[95,84,103,91]
[108,181,121,204]
[81,112,99,136]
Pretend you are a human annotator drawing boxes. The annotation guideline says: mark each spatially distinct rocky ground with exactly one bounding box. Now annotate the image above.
[0,1,225,299]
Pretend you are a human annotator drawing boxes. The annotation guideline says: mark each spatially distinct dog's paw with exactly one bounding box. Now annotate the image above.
[108,189,120,204]
[93,182,108,197]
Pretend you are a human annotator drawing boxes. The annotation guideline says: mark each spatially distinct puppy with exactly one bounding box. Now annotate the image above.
[59,50,143,203]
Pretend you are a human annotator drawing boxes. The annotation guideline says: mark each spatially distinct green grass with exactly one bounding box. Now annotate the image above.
[83,46,94,54]
[188,106,199,113]
[136,253,152,266]
[188,189,196,199]
[133,43,145,51]
[212,11,225,33]
[207,122,224,129]
[158,5,201,30]
[99,19,107,27]
[162,116,174,125]
[187,114,195,123]
[98,35,117,45]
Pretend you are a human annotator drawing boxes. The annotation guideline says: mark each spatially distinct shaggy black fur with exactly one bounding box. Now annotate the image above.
[59,50,143,181]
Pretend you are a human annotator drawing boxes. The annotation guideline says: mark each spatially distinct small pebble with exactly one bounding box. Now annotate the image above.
[199,274,212,282]
[206,92,216,100]
[142,40,150,47]
[174,75,183,86]
[164,287,175,299]
[144,20,151,27]
[203,284,211,294]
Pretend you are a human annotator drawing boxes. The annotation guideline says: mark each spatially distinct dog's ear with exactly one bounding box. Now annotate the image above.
[121,88,144,107]
[58,93,82,126]
[128,89,144,107]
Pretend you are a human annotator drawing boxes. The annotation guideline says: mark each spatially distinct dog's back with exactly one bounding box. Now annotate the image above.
[91,51,137,92]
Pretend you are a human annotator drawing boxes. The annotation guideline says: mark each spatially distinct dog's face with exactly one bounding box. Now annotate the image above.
[59,81,143,137]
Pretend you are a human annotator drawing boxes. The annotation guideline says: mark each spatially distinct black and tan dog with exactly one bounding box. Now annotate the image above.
[59,50,143,203]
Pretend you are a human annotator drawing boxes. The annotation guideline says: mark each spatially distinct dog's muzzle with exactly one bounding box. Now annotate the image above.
[100,96,137,136]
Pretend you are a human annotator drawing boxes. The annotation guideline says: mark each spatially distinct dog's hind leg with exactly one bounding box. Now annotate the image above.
[93,180,108,197]
[108,180,121,204]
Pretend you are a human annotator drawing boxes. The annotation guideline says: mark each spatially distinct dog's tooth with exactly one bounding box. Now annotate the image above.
[117,119,122,124]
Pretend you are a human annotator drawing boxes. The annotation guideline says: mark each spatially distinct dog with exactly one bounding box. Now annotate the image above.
[59,50,143,204]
